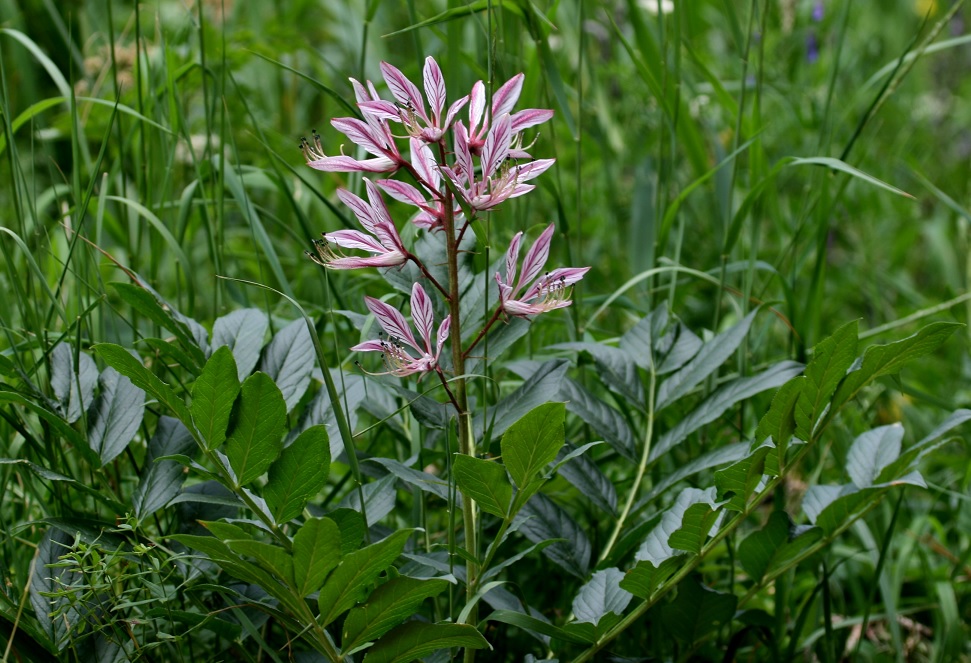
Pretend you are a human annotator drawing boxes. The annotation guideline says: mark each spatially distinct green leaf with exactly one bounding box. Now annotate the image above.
[370,458,452,502]
[636,488,719,564]
[211,309,269,380]
[258,318,315,412]
[804,473,926,534]
[714,443,770,511]
[452,455,511,518]
[661,577,737,644]
[516,493,590,578]
[620,557,683,599]
[264,425,330,523]
[846,424,903,488]
[485,609,594,644]
[30,528,79,650]
[559,379,636,462]
[86,366,145,465]
[132,416,195,522]
[794,320,858,441]
[738,511,823,583]
[754,377,804,472]
[642,443,749,507]
[342,576,450,653]
[50,343,98,424]
[653,360,803,460]
[655,309,759,411]
[555,443,618,516]
[831,322,962,412]
[225,372,286,485]
[572,568,633,625]
[93,343,192,426]
[479,359,569,437]
[669,500,724,554]
[787,157,915,199]
[191,346,240,451]
[226,539,293,586]
[109,282,206,369]
[500,402,566,489]
[292,517,342,596]
[329,508,367,555]
[318,530,412,627]
[363,622,489,663]
[619,306,668,370]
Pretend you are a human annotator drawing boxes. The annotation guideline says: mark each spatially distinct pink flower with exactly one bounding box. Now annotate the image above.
[352,283,451,377]
[306,180,408,269]
[496,224,590,317]
[357,57,469,143]
[467,74,554,157]
[443,115,555,211]
[376,138,460,232]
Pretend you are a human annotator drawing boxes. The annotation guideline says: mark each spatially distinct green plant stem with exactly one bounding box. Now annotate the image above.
[598,365,656,564]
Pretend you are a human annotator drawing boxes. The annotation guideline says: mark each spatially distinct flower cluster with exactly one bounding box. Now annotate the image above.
[303,56,589,378]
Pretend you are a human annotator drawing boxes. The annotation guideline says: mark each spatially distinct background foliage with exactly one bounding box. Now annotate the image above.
[2,0,971,661]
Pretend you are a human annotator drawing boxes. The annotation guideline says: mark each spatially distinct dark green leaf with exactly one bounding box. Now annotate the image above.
[754,377,804,472]
[661,577,737,643]
[109,282,206,369]
[847,424,903,488]
[479,359,569,437]
[794,321,858,441]
[50,343,97,423]
[572,568,633,625]
[804,473,926,533]
[226,539,293,585]
[559,379,636,462]
[337,475,397,525]
[553,343,642,405]
[371,457,452,503]
[342,577,450,652]
[87,367,144,465]
[714,443,770,511]
[642,443,749,507]
[292,517,342,596]
[225,372,286,485]
[620,557,683,599]
[485,609,593,644]
[653,360,803,460]
[190,345,239,451]
[29,528,79,650]
[132,416,195,521]
[619,306,668,370]
[669,500,724,554]
[452,455,510,518]
[264,424,330,523]
[211,309,269,380]
[656,309,758,411]
[258,319,314,412]
[515,493,590,578]
[93,343,192,426]
[363,622,489,663]
[657,323,703,375]
[554,443,617,516]
[501,402,565,489]
[831,322,961,412]
[738,511,823,582]
[318,530,412,627]
[329,508,367,555]
[636,488,719,564]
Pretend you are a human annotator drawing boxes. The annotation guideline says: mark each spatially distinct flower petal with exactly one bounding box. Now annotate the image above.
[492,73,524,119]
[504,231,523,286]
[481,113,512,179]
[364,296,420,351]
[423,56,447,122]
[377,178,428,208]
[436,315,451,356]
[307,155,396,173]
[336,188,379,234]
[323,229,386,253]
[510,108,555,133]
[519,224,555,291]
[411,282,435,353]
[468,80,486,136]
[358,100,401,122]
[380,61,428,122]
[452,122,475,188]
[323,253,407,269]
[331,118,390,157]
[350,339,386,353]
[411,137,440,190]
[444,95,469,131]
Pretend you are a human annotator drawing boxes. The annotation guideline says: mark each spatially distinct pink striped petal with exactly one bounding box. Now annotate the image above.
[436,315,451,355]
[411,283,435,353]
[358,100,401,122]
[481,114,512,178]
[411,137,440,190]
[350,339,386,353]
[452,122,474,187]
[377,179,427,207]
[492,73,524,119]
[510,108,555,132]
[364,296,419,350]
[380,61,428,122]
[443,95,469,131]
[324,253,406,269]
[350,77,371,104]
[331,118,388,157]
[307,155,397,173]
[336,188,378,233]
[468,81,486,136]
[513,158,555,182]
[519,224,555,291]
[504,231,523,286]
[423,57,447,122]
[323,229,385,253]
[364,179,395,228]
